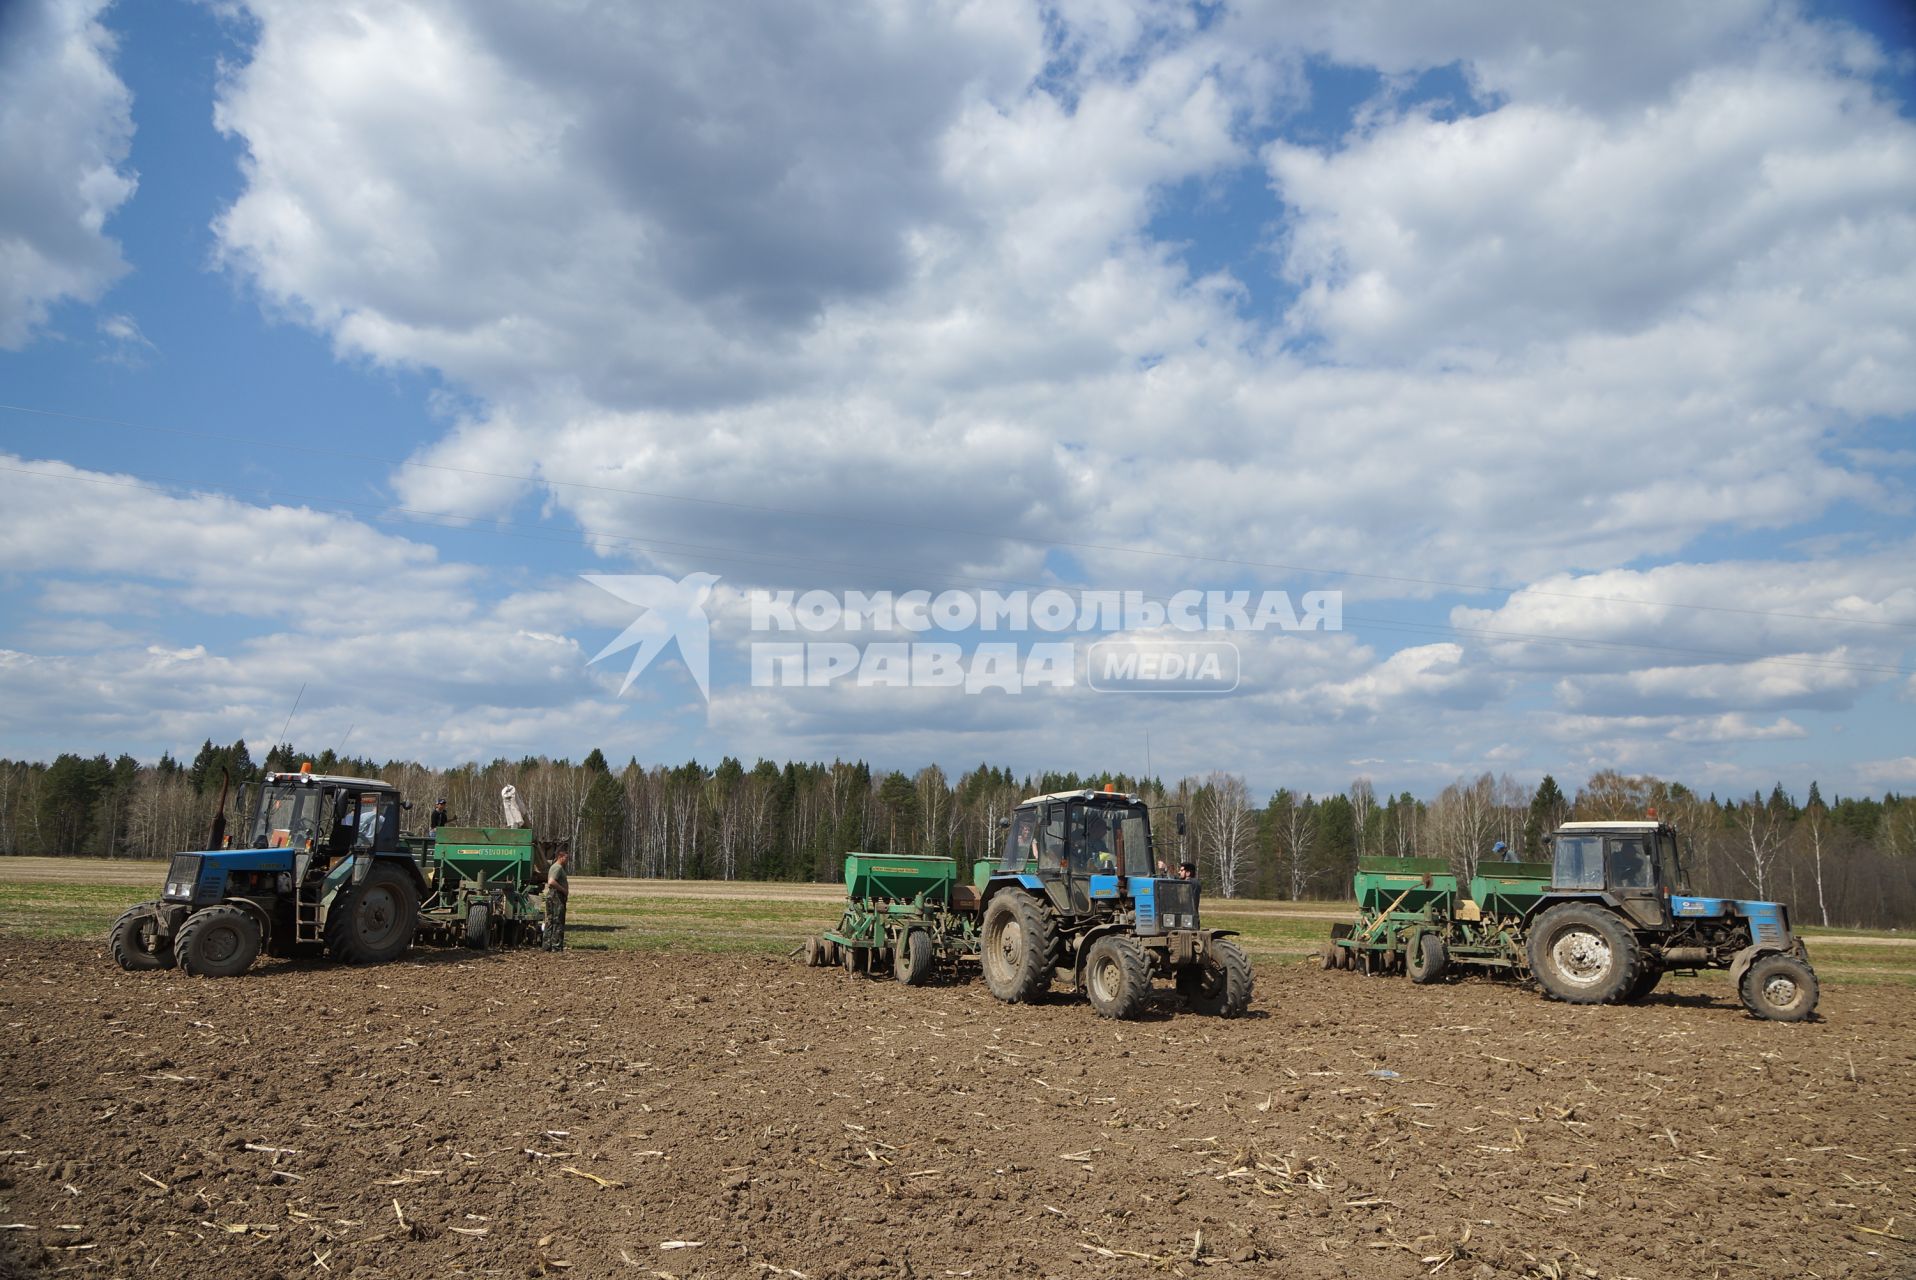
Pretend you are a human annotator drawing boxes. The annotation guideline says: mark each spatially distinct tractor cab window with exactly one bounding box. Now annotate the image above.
[1068,803,1119,874]
[332,790,394,852]
[1609,836,1655,890]
[336,792,399,851]
[1107,807,1151,877]
[999,809,1040,872]
[1553,835,1605,890]
[1036,806,1066,874]
[255,785,323,849]
[1656,830,1688,894]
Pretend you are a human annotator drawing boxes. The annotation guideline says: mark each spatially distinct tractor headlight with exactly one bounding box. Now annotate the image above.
[276,872,293,894]
[163,855,201,902]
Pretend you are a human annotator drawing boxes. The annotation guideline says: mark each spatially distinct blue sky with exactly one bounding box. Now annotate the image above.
[1,0,1913,802]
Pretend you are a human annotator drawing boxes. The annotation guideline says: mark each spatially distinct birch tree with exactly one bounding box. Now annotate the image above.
[1196,772,1253,898]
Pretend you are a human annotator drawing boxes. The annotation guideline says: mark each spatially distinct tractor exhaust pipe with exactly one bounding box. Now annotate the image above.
[1659,946,1712,967]
[206,768,231,851]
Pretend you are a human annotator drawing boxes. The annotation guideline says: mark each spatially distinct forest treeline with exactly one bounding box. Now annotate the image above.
[4,741,1913,928]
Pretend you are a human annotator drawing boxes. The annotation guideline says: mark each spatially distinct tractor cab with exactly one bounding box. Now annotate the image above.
[249,769,406,857]
[996,788,1157,916]
[1545,820,1689,930]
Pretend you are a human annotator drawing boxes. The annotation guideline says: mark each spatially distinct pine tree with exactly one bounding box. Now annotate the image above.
[1525,775,1569,855]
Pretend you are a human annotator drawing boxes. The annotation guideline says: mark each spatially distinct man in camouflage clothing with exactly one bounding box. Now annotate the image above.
[544,849,571,951]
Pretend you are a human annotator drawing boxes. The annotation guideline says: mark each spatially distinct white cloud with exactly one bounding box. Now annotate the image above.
[0,455,665,763]
[0,0,137,347]
[1452,552,1916,668]
[7,0,1887,793]
[1667,713,1808,744]
[0,454,477,632]
[1265,59,1916,364]
[213,0,1049,407]
[1444,552,1916,727]
[1859,756,1916,786]
[95,310,155,366]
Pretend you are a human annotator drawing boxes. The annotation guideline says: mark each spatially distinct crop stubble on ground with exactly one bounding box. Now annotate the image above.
[1,939,1912,1280]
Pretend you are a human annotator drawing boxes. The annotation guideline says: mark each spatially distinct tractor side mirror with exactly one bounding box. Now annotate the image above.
[401,800,413,810]
[1175,813,1187,836]
[997,817,1010,829]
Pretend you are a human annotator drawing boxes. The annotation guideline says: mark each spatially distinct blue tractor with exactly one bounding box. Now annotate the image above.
[108,766,427,977]
[1526,820,1819,1020]
[977,787,1252,1019]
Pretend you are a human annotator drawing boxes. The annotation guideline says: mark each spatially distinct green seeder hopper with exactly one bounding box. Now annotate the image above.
[413,826,549,949]
[803,853,983,985]
[1326,856,1549,981]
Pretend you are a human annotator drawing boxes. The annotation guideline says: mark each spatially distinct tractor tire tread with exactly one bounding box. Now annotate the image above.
[981,892,1055,1004]
[895,929,934,985]
[325,861,420,966]
[1527,902,1641,1005]
[109,903,174,972]
[1740,953,1819,1022]
[1408,932,1448,984]
[466,902,491,950]
[1179,937,1254,1017]
[1085,934,1151,1020]
[174,904,261,979]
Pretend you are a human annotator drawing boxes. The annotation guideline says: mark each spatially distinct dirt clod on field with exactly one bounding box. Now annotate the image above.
[2,940,1912,1280]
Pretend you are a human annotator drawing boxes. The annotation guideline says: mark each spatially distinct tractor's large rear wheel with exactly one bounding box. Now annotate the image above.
[980,892,1054,1004]
[1084,934,1150,1020]
[1177,937,1253,1017]
[1740,953,1818,1022]
[1527,903,1640,1004]
[326,862,419,965]
[174,905,261,978]
[109,904,174,972]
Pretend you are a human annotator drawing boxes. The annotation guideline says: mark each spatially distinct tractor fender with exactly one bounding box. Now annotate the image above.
[358,852,429,898]
[1523,891,1626,925]
[154,902,191,939]
[978,877,1044,915]
[215,896,276,947]
[1070,921,1138,986]
[1729,943,1788,989]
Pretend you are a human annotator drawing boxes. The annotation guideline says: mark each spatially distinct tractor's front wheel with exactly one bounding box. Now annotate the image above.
[326,862,419,965]
[1084,934,1150,1020]
[1177,937,1253,1017]
[894,930,933,986]
[174,905,261,978]
[1740,953,1818,1022]
[109,904,174,971]
[980,892,1055,1004]
[1527,903,1640,1005]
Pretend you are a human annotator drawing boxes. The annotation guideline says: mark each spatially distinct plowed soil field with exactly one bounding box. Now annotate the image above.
[2,938,1911,1280]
